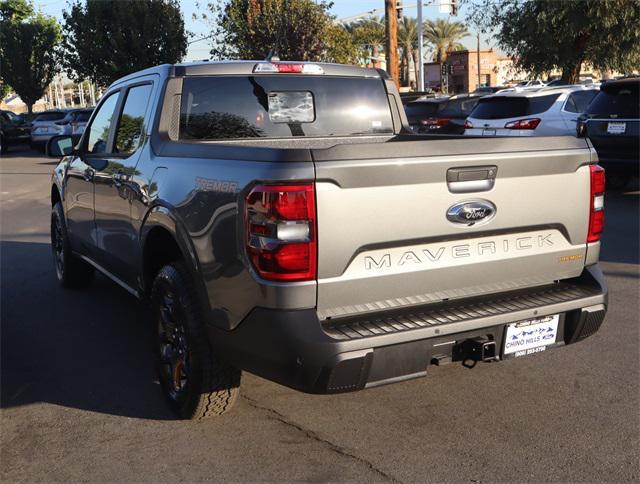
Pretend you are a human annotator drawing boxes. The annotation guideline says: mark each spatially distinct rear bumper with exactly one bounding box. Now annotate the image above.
[31,133,61,144]
[209,265,607,394]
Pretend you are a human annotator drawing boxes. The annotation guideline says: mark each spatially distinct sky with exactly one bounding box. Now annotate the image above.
[34,0,493,62]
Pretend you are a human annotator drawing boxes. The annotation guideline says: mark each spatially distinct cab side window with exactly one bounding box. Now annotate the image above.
[86,93,119,154]
[114,84,153,156]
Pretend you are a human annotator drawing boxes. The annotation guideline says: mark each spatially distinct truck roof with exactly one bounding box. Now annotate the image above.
[109,60,382,89]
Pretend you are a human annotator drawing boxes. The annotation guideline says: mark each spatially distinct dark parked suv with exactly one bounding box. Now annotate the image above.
[405,93,485,134]
[577,77,639,189]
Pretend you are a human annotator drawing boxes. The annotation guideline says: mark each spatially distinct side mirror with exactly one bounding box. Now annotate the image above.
[46,135,74,157]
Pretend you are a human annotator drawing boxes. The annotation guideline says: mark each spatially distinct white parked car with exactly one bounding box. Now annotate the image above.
[30,110,68,150]
[56,108,93,141]
[463,85,599,137]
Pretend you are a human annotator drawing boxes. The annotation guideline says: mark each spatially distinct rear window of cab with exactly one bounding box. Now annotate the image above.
[179,76,394,140]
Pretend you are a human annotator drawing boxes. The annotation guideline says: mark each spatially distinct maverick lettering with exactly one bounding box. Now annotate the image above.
[364,234,554,270]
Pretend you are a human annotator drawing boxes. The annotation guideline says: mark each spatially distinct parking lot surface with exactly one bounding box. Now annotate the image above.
[1,147,638,482]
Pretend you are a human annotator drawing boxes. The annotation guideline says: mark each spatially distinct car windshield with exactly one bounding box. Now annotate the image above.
[470,94,560,119]
[586,82,639,117]
[34,112,66,122]
[179,75,394,140]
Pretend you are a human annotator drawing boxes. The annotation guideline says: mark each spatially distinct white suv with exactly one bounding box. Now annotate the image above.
[464,85,599,137]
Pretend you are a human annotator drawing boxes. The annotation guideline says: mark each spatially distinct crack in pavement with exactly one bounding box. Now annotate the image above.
[241,394,399,483]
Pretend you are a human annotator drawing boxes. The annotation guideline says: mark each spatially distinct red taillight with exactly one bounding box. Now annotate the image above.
[245,183,316,281]
[504,118,541,130]
[588,164,605,243]
[420,118,450,127]
[464,120,473,129]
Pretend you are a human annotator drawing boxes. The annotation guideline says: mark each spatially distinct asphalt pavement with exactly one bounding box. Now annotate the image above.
[1,146,638,482]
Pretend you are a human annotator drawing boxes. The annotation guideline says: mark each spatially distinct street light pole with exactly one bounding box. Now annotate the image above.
[477,32,481,89]
[417,1,424,91]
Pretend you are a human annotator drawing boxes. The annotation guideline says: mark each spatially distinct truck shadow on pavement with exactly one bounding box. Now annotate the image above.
[0,240,175,420]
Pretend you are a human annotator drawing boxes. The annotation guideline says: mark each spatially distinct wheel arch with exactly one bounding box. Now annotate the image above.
[51,184,61,207]
[139,205,204,301]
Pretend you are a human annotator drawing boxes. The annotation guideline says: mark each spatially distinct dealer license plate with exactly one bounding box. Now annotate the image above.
[607,122,626,134]
[482,128,496,136]
[503,315,559,358]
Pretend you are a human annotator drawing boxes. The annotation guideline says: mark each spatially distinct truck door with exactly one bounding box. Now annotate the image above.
[93,81,154,287]
[64,91,120,257]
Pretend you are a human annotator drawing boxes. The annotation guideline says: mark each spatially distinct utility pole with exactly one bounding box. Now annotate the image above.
[417,1,424,91]
[385,0,400,88]
[477,32,481,89]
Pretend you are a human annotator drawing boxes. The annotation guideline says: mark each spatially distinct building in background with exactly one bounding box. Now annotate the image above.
[495,57,531,86]
[422,49,500,93]
[446,49,498,93]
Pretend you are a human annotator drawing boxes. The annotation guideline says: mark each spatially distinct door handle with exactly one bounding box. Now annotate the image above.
[113,171,126,187]
[447,165,497,193]
[82,168,94,182]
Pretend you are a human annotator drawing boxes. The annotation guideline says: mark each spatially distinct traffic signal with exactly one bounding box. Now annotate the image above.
[451,0,458,15]
[397,0,403,19]
[441,63,447,76]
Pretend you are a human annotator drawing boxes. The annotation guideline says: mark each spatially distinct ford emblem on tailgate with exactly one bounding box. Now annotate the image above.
[447,200,496,226]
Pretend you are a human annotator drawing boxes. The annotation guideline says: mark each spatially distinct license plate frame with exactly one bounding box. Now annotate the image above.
[607,121,626,134]
[482,128,496,136]
[502,314,560,359]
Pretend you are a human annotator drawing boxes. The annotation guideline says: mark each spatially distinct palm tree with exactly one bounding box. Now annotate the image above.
[423,18,469,64]
[349,16,385,66]
[423,18,469,92]
[398,16,419,87]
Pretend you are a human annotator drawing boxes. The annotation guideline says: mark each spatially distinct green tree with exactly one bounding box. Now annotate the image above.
[62,0,188,87]
[468,0,640,83]
[209,0,334,61]
[398,16,419,87]
[423,18,468,92]
[323,23,359,64]
[0,82,11,100]
[0,0,60,113]
[423,18,469,65]
[349,16,385,65]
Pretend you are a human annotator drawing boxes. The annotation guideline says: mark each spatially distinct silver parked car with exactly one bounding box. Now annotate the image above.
[30,110,70,150]
[56,108,93,142]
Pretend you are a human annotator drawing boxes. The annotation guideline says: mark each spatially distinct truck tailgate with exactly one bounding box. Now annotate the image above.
[313,136,594,320]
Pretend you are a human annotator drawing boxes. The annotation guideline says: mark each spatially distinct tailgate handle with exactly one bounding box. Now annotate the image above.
[447,166,497,193]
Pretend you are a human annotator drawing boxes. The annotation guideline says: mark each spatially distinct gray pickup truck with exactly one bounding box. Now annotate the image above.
[47,61,608,420]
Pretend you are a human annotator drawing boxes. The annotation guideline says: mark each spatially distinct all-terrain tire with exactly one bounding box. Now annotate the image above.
[51,202,94,288]
[151,262,241,419]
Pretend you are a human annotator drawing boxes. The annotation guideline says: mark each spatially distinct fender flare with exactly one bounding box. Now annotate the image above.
[139,205,210,312]
[51,163,67,206]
